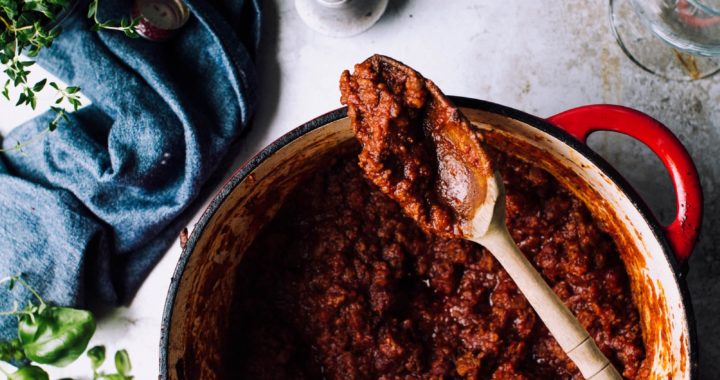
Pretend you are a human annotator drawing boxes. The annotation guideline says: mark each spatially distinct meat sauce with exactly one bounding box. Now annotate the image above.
[228,146,646,379]
[227,55,646,379]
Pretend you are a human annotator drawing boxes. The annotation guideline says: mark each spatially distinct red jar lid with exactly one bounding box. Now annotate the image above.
[131,0,190,41]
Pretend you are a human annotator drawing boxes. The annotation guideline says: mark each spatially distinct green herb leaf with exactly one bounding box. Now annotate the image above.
[7,365,49,380]
[5,69,16,82]
[18,306,96,367]
[32,78,46,92]
[87,0,98,18]
[24,0,54,19]
[2,79,9,100]
[0,341,10,362]
[87,345,106,370]
[100,374,128,380]
[0,339,22,362]
[88,0,141,37]
[0,276,138,380]
[69,97,80,111]
[114,349,131,376]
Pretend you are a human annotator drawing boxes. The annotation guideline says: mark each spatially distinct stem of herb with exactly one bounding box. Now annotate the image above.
[88,0,140,37]
[0,128,51,153]
[0,15,11,31]
[0,310,34,317]
[0,276,46,307]
[99,26,130,31]
[0,16,33,33]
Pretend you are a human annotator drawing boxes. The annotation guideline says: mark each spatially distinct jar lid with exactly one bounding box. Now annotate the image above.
[132,0,190,41]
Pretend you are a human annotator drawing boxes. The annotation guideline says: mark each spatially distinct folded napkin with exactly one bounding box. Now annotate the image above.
[0,0,261,338]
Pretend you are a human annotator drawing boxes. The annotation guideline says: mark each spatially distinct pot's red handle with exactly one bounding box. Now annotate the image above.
[547,105,702,264]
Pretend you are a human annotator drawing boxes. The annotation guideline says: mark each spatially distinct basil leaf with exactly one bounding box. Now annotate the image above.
[18,306,96,367]
[8,365,49,380]
[87,345,106,370]
[114,349,131,376]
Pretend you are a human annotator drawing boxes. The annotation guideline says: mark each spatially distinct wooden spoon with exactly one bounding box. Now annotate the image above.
[340,55,622,380]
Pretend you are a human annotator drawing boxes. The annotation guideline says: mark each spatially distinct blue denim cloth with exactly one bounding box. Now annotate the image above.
[0,0,260,338]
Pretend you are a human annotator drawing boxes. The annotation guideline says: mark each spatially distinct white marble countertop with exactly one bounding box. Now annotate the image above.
[2,0,719,378]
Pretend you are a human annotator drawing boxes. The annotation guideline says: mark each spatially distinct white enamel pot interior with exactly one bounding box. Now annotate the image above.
[160,97,698,380]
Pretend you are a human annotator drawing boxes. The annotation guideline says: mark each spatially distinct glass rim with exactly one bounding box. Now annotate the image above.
[624,0,720,57]
[609,0,720,80]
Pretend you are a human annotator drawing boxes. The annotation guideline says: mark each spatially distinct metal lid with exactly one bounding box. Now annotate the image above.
[132,0,190,41]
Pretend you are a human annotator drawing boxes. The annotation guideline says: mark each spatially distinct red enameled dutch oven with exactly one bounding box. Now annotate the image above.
[159,98,702,379]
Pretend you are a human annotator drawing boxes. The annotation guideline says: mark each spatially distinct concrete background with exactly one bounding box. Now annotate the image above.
[1,0,718,378]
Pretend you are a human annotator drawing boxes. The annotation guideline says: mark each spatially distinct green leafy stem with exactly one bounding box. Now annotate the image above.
[1,0,141,153]
[87,0,141,38]
[0,275,133,380]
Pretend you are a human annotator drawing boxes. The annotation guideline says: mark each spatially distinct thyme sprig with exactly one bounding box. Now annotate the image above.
[0,81,81,153]
[0,0,140,153]
[1,0,72,152]
[87,0,141,38]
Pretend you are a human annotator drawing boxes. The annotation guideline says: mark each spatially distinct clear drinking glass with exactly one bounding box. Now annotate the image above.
[610,0,720,79]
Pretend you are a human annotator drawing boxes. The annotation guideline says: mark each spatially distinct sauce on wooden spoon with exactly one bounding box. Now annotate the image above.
[340,54,494,238]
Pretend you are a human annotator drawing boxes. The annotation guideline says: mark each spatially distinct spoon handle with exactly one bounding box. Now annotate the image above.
[476,223,622,380]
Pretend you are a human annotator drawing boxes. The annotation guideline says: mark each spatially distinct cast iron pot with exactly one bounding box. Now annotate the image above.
[160,98,702,379]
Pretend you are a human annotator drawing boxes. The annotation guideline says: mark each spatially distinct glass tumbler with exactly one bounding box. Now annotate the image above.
[610,0,720,79]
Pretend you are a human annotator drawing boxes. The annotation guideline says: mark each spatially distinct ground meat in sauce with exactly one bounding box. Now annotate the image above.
[227,146,647,379]
[339,55,494,238]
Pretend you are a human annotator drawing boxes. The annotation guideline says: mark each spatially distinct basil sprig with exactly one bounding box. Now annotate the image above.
[0,275,133,379]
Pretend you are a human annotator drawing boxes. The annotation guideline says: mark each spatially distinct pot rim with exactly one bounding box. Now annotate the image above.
[159,97,698,379]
